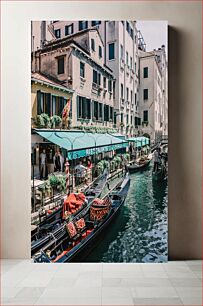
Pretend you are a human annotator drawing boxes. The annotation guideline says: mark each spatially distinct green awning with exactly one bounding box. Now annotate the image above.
[127,136,150,147]
[34,130,128,160]
[110,133,126,140]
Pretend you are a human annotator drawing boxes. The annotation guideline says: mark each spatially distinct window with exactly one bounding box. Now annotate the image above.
[144,67,148,78]
[112,81,115,99]
[77,96,91,119]
[99,103,103,119]
[143,89,148,100]
[37,92,68,117]
[104,104,109,121]
[91,38,95,51]
[108,79,112,92]
[79,21,88,31]
[135,116,141,126]
[92,21,101,26]
[126,114,129,124]
[121,84,124,98]
[99,46,102,58]
[80,62,85,78]
[135,93,137,104]
[131,115,133,124]
[130,28,133,39]
[57,57,64,74]
[120,44,123,59]
[54,29,61,38]
[58,97,66,116]
[93,70,101,85]
[93,101,99,120]
[134,63,137,73]
[130,90,133,103]
[143,110,148,122]
[108,43,115,60]
[65,24,73,36]
[126,52,129,66]
[130,56,132,69]
[103,77,106,88]
[126,87,129,101]
[98,73,101,86]
[93,70,98,84]
[121,113,123,123]
[110,107,113,120]
[44,93,51,116]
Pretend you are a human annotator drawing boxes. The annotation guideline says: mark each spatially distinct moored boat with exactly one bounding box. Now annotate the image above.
[128,154,152,174]
[31,170,108,256]
[33,174,130,263]
[152,164,167,182]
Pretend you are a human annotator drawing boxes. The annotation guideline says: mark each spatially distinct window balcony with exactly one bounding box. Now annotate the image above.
[120,97,125,107]
[126,65,130,75]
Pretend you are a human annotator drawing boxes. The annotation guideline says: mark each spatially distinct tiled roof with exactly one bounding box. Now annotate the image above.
[31,72,74,93]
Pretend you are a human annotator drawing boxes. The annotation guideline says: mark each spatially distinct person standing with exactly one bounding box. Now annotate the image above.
[87,158,93,182]
[153,148,160,172]
[40,149,47,180]
[53,150,64,172]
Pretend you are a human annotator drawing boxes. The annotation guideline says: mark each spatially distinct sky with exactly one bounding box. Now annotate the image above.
[136,21,168,57]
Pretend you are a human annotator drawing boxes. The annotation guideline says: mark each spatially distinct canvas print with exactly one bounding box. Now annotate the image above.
[31,20,168,263]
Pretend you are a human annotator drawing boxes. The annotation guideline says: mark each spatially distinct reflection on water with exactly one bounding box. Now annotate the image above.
[84,165,168,263]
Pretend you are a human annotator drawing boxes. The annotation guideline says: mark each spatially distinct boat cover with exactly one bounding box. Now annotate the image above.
[63,193,86,218]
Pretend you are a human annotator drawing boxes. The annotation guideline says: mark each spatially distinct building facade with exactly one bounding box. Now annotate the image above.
[32,28,115,129]
[31,72,74,176]
[31,21,168,141]
[138,46,168,142]
[47,21,141,136]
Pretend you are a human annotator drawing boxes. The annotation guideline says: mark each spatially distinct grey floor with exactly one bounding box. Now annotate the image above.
[1,260,202,305]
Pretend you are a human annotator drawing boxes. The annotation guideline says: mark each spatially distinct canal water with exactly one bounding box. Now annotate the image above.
[84,164,168,263]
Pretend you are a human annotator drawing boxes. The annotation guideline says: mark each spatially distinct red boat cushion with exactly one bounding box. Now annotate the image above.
[66,221,77,238]
[75,218,86,230]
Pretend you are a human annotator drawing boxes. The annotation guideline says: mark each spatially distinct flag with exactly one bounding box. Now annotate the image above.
[62,99,71,119]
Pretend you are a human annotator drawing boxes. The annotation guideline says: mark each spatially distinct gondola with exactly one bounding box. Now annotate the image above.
[33,169,109,231]
[31,170,108,256]
[152,164,167,182]
[33,174,130,263]
[128,154,152,174]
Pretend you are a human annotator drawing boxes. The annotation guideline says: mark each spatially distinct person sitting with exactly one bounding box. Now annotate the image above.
[75,161,87,185]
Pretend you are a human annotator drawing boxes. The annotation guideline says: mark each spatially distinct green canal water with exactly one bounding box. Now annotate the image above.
[84,164,168,263]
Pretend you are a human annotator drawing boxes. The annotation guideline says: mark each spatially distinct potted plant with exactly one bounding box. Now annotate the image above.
[40,113,50,128]
[57,175,66,193]
[50,115,62,129]
[35,115,45,128]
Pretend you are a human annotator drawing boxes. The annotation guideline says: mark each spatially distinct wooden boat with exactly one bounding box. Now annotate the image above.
[31,170,108,256]
[128,154,152,174]
[33,174,130,263]
[152,164,167,182]
[34,169,109,230]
